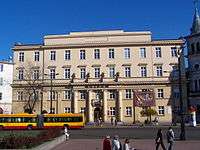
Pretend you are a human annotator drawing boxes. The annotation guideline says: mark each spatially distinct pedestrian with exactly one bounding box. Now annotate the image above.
[111,117,114,126]
[115,118,117,126]
[166,127,175,150]
[112,135,122,150]
[103,135,112,150]
[64,126,70,140]
[155,129,166,150]
[123,138,135,150]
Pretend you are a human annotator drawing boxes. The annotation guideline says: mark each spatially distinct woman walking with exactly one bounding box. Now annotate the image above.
[155,129,166,150]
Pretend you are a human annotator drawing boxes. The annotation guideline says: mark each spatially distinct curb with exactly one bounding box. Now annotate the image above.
[32,135,65,150]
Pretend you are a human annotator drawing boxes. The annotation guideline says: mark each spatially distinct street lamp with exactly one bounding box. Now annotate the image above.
[44,72,59,114]
[176,44,186,141]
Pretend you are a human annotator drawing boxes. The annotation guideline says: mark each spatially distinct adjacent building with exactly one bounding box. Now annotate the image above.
[12,30,184,123]
[185,4,200,121]
[0,61,13,114]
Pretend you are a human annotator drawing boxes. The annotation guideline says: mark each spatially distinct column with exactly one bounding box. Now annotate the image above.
[73,90,78,113]
[103,90,108,122]
[88,90,94,122]
[116,90,123,122]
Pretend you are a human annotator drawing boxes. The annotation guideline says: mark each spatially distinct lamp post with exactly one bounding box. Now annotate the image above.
[44,72,59,114]
[177,45,186,141]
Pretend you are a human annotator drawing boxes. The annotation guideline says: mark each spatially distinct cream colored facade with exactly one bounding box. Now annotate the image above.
[12,30,183,124]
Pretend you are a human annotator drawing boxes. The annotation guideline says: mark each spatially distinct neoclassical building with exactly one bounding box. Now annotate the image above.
[12,30,184,123]
[185,3,200,121]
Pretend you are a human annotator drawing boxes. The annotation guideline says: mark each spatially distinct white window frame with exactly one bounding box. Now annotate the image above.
[50,69,56,79]
[126,107,132,116]
[156,65,163,77]
[125,89,132,99]
[19,52,24,62]
[64,107,71,113]
[80,50,86,60]
[109,107,116,116]
[0,64,3,72]
[80,91,86,100]
[49,91,56,100]
[109,67,115,78]
[124,48,130,59]
[157,89,164,98]
[94,49,100,59]
[33,70,39,80]
[109,49,115,59]
[140,48,146,58]
[80,107,85,113]
[158,106,165,115]
[64,90,71,100]
[18,69,24,80]
[125,67,131,77]
[34,51,40,61]
[80,68,86,79]
[65,50,71,60]
[109,90,116,99]
[17,91,23,101]
[50,51,56,61]
[171,47,178,57]
[94,67,100,78]
[155,47,162,58]
[64,68,71,79]
[140,66,147,77]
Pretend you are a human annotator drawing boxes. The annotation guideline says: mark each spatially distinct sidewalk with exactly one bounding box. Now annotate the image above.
[52,139,200,150]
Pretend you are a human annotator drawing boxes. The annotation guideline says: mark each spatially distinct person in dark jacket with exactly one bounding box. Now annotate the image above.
[155,129,166,150]
[103,135,112,150]
[166,127,175,150]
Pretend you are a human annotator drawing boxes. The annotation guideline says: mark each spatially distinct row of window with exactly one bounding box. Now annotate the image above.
[17,89,165,101]
[17,65,167,80]
[63,106,165,116]
[18,47,178,62]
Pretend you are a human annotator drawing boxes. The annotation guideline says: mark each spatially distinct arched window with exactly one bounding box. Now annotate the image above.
[197,42,200,52]
[191,43,195,54]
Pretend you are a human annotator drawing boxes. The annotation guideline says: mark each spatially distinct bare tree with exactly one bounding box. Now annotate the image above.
[18,62,43,113]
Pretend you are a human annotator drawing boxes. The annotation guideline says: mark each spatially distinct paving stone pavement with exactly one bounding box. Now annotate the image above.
[51,139,200,150]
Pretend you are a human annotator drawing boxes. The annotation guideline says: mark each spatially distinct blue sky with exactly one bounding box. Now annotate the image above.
[0,0,196,60]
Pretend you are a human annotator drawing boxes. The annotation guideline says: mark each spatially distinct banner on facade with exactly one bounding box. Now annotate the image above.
[133,90,155,107]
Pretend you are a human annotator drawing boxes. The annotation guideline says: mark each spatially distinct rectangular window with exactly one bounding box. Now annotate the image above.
[50,108,55,114]
[50,51,56,60]
[80,107,85,113]
[140,66,147,77]
[109,49,115,59]
[171,47,178,57]
[34,51,40,61]
[124,48,130,59]
[80,68,86,79]
[125,89,132,99]
[126,107,132,116]
[109,90,116,99]
[64,68,71,79]
[80,91,86,100]
[18,69,24,80]
[156,66,163,77]
[80,50,86,60]
[17,91,23,101]
[157,89,164,98]
[33,70,39,80]
[94,49,100,59]
[125,67,131,77]
[0,92,2,100]
[0,77,3,86]
[109,67,115,78]
[140,48,146,58]
[49,91,56,100]
[109,107,116,116]
[64,90,71,100]
[94,68,100,78]
[64,107,71,113]
[19,52,24,62]
[65,50,71,60]
[158,106,165,115]
[155,47,162,58]
[0,64,3,72]
[50,69,56,79]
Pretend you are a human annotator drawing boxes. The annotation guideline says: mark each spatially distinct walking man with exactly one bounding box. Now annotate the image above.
[64,126,70,140]
[155,129,166,150]
[166,127,175,150]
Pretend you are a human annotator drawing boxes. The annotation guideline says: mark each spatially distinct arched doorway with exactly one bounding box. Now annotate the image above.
[94,107,103,122]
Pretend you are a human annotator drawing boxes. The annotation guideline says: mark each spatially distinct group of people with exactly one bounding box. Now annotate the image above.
[103,135,135,150]
[155,127,175,150]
